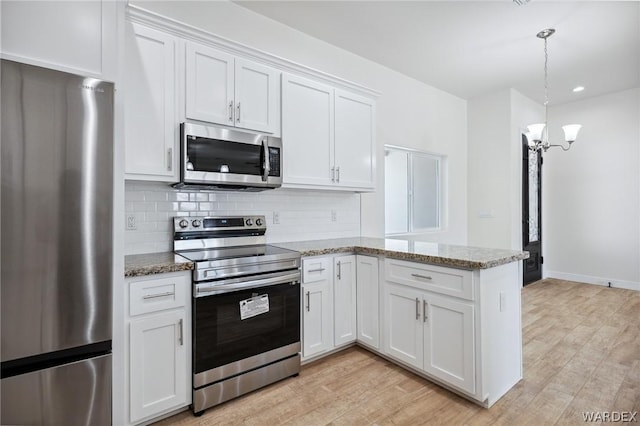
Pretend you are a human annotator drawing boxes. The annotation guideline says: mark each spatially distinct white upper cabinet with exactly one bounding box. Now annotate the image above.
[0,0,117,80]
[185,43,234,126]
[185,42,279,134]
[124,22,177,181]
[234,58,279,133]
[282,74,376,192]
[281,73,334,187]
[334,90,376,190]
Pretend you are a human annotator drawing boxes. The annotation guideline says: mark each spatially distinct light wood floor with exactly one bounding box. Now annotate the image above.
[157,279,640,425]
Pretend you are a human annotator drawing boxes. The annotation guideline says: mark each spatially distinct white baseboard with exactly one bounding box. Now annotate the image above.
[545,270,640,291]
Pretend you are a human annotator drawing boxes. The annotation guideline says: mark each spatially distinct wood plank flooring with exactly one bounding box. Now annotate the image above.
[156,279,640,425]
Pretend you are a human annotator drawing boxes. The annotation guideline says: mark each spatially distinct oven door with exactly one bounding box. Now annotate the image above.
[181,122,282,188]
[193,271,300,387]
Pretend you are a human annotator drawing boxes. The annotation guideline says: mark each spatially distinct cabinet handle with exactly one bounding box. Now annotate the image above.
[307,268,325,273]
[411,273,433,281]
[228,101,234,122]
[142,291,175,300]
[236,102,241,122]
[178,318,184,346]
[423,300,428,323]
[337,261,342,280]
[306,291,311,312]
[167,148,172,171]
[336,166,340,183]
[331,167,335,182]
[415,298,420,320]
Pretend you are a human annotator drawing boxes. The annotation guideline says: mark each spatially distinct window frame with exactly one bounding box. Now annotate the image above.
[384,145,444,236]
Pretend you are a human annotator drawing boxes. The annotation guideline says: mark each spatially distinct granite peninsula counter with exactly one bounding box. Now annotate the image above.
[272,237,529,270]
[124,237,528,277]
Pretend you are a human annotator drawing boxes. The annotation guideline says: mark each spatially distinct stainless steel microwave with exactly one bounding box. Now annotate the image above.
[174,123,282,191]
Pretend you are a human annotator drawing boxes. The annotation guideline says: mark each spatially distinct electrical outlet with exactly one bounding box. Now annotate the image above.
[331,210,337,222]
[126,214,137,230]
[273,211,280,225]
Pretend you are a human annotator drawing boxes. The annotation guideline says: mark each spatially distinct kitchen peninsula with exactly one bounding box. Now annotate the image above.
[124,237,527,414]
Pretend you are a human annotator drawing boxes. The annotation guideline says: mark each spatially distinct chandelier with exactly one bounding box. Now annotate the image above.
[526,28,581,152]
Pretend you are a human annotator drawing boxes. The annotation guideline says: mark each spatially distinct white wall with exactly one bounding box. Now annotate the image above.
[467,89,543,250]
[131,0,468,245]
[124,182,360,255]
[543,88,640,290]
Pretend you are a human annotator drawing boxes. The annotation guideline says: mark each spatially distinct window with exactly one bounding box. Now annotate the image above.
[384,146,443,235]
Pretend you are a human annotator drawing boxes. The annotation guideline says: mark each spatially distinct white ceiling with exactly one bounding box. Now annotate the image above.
[235,1,640,105]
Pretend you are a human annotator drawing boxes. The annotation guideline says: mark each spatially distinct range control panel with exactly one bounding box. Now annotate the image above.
[173,216,266,233]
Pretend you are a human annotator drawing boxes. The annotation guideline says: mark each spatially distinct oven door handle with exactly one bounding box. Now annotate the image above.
[195,271,300,297]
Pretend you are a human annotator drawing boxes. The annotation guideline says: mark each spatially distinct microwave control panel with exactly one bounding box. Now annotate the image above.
[268,147,280,177]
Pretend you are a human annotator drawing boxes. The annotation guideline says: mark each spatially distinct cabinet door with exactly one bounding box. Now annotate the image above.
[281,73,334,187]
[185,42,235,126]
[129,310,187,423]
[302,281,333,359]
[382,283,423,369]
[1,1,116,79]
[333,255,357,346]
[124,23,177,180]
[356,256,379,349]
[334,90,376,190]
[423,294,475,394]
[234,58,279,134]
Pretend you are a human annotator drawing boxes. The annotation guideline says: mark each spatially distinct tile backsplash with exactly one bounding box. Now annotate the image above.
[124,181,361,255]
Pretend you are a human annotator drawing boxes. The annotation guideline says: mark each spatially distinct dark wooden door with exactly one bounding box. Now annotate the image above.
[522,134,543,285]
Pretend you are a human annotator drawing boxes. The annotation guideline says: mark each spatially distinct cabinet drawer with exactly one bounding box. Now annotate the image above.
[302,257,331,283]
[384,259,474,301]
[129,274,189,316]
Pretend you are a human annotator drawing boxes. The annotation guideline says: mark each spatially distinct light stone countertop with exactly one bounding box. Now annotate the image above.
[124,237,528,277]
[124,252,194,278]
[272,237,529,270]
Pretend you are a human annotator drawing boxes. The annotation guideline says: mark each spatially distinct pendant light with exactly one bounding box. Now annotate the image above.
[526,28,582,152]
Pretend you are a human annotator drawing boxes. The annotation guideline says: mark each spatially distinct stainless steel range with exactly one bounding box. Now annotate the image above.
[173,216,301,415]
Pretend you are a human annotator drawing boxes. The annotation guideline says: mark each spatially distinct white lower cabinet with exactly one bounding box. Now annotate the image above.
[356,255,380,349]
[301,254,357,360]
[383,279,476,395]
[129,310,187,422]
[298,254,521,407]
[125,272,191,425]
[333,255,357,346]
[302,279,333,359]
[423,294,475,394]
[383,283,424,369]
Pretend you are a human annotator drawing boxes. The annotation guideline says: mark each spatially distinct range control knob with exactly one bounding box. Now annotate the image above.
[255,218,263,226]
[192,219,202,228]
[245,218,253,226]
[178,219,189,229]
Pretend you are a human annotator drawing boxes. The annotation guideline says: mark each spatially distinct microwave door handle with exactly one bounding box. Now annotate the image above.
[262,140,270,182]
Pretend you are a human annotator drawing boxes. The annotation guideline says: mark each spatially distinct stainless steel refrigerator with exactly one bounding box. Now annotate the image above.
[1,60,113,425]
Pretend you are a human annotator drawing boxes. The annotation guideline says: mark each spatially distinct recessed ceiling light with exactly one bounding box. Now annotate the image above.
[573,86,585,93]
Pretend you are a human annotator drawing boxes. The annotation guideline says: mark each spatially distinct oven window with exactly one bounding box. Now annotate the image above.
[187,137,263,176]
[194,282,300,374]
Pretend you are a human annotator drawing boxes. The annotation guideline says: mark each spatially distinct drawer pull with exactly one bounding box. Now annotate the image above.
[307,268,325,273]
[415,298,420,320]
[411,273,433,281]
[142,291,175,300]
[178,319,184,346]
[306,291,311,312]
[423,300,428,323]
